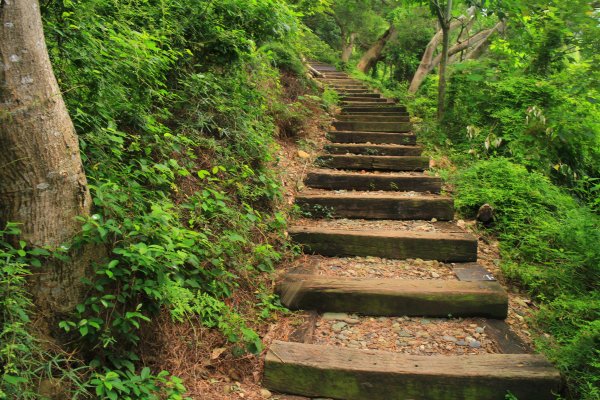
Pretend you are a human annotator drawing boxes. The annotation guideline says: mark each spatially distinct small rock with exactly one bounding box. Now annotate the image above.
[420,319,431,325]
[395,330,413,337]
[431,271,440,278]
[331,322,347,333]
[322,312,360,324]
[469,340,481,348]
[260,389,272,398]
[442,335,458,343]
[456,219,466,228]
[297,150,310,159]
[475,327,485,334]
[431,218,438,223]
[456,340,467,346]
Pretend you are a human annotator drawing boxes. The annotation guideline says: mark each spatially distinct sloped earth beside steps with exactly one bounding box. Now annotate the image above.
[262,63,561,400]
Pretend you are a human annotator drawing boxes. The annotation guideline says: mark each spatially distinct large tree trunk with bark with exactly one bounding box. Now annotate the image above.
[356,27,398,73]
[0,0,96,320]
[341,32,356,62]
[409,6,475,93]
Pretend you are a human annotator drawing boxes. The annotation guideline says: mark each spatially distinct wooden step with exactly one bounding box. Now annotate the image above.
[343,112,410,117]
[289,226,477,262]
[305,169,441,192]
[343,105,407,113]
[278,274,508,318]
[327,131,417,145]
[340,93,381,99]
[337,115,410,122]
[338,89,373,94]
[342,97,390,103]
[332,121,412,133]
[296,190,453,220]
[324,144,421,156]
[316,155,429,171]
[264,341,561,400]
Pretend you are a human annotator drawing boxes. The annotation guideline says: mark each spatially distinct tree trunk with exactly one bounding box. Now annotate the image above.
[465,21,506,60]
[341,32,356,63]
[356,27,398,73]
[437,24,450,121]
[0,0,96,318]
[409,6,475,93]
[435,0,452,121]
[432,22,504,67]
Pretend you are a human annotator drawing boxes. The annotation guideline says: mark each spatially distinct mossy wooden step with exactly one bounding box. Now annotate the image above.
[288,226,476,261]
[338,89,373,94]
[327,131,417,145]
[264,341,561,400]
[332,121,412,133]
[305,169,441,192]
[342,112,410,117]
[316,155,429,171]
[337,115,410,122]
[342,105,407,113]
[340,93,381,99]
[278,274,508,318]
[296,190,453,220]
[325,143,422,156]
[342,97,390,103]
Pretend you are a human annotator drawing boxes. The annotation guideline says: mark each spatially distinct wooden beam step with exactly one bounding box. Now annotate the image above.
[342,105,407,113]
[264,341,561,400]
[342,97,390,103]
[305,169,441,192]
[327,131,417,145]
[337,115,410,122]
[332,121,412,133]
[343,112,410,117]
[288,225,477,262]
[338,89,373,94]
[316,155,429,171]
[278,274,508,318]
[296,190,453,220]
[340,93,381,99]
[325,143,422,156]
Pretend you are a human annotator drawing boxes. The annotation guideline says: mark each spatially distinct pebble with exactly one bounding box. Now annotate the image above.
[395,330,413,337]
[456,340,467,346]
[259,389,272,399]
[420,319,431,325]
[331,322,347,333]
[469,340,482,348]
[442,335,458,343]
[431,272,441,278]
[475,327,485,334]
[322,312,360,324]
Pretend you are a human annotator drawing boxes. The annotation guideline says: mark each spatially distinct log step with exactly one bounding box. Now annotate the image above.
[342,97,390,103]
[327,131,417,145]
[342,105,407,113]
[264,341,561,400]
[324,143,422,156]
[316,155,429,171]
[340,93,381,99]
[337,115,410,122]
[288,225,477,262]
[305,169,441,192]
[332,121,412,133]
[278,274,508,318]
[296,190,453,220]
[343,112,410,117]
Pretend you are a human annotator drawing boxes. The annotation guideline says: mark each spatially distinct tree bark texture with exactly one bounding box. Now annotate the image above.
[409,6,475,93]
[356,27,398,73]
[436,0,452,121]
[0,0,96,315]
[341,32,356,62]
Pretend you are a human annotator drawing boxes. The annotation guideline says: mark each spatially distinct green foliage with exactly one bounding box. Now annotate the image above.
[452,159,600,398]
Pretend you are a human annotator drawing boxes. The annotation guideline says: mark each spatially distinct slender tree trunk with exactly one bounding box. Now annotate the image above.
[341,32,356,62]
[437,24,450,120]
[356,26,398,73]
[0,0,97,319]
[436,0,452,121]
[409,6,475,93]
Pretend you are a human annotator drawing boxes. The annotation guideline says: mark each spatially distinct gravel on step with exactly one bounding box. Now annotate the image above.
[311,256,457,280]
[293,218,466,233]
[314,314,499,355]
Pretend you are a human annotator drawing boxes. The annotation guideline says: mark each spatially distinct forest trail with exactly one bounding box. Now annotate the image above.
[262,63,561,400]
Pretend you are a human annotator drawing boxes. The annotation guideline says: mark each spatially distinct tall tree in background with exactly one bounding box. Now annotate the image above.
[430,0,453,120]
[0,0,96,324]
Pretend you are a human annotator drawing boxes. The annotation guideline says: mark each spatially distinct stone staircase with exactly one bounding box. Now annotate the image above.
[263,62,561,399]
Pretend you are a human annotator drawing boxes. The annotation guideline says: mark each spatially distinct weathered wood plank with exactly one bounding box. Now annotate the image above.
[324,143,422,156]
[342,97,390,103]
[278,275,508,318]
[305,170,441,192]
[454,263,497,281]
[337,115,410,122]
[288,227,477,262]
[340,93,381,98]
[342,106,407,113]
[264,341,561,400]
[316,155,429,171]
[327,131,417,145]
[296,191,453,220]
[333,121,412,133]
